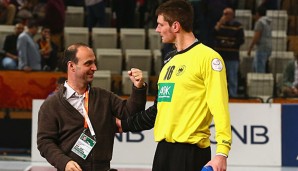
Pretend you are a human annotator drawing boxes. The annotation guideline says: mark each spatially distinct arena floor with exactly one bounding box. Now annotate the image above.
[0,156,298,171]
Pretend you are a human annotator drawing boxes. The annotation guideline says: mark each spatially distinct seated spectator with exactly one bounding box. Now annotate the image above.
[282,54,298,97]
[15,0,34,24]
[1,23,24,70]
[0,0,16,25]
[36,26,58,71]
[17,19,41,71]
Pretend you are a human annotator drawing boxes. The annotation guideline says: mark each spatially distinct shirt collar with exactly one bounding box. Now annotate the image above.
[64,82,76,99]
[64,82,90,99]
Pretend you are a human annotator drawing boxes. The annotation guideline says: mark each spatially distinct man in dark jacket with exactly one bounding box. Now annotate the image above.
[214,7,244,97]
[37,42,147,171]
[1,23,24,69]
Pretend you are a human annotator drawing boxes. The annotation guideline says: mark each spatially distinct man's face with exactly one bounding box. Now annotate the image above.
[222,8,234,22]
[155,15,175,43]
[254,12,261,21]
[41,28,50,39]
[15,24,24,35]
[31,26,39,36]
[72,46,97,84]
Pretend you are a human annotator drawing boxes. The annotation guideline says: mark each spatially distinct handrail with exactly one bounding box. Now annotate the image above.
[229,97,264,103]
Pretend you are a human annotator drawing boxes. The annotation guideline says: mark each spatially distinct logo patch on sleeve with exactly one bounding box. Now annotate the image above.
[211,58,223,71]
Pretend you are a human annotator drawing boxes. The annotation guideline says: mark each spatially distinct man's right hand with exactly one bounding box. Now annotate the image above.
[128,68,145,89]
[65,160,82,171]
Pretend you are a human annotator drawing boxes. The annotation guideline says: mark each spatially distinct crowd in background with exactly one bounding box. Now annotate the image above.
[1,0,298,98]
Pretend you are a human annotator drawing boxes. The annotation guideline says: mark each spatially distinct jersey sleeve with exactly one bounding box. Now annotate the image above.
[202,52,232,156]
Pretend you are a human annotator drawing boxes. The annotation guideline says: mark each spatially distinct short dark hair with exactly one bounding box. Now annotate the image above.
[256,6,267,16]
[60,42,89,72]
[41,26,51,31]
[155,0,194,32]
[27,19,39,28]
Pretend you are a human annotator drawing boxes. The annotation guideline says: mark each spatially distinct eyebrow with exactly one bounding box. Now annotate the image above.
[83,59,96,65]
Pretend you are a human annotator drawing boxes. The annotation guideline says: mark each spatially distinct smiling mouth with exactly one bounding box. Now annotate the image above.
[88,73,94,78]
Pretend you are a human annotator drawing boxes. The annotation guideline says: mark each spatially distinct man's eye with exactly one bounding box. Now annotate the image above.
[86,61,93,65]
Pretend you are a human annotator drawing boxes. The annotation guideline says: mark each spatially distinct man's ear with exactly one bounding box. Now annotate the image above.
[68,61,75,72]
[172,21,180,32]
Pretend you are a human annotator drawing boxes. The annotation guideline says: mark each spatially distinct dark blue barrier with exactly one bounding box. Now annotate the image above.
[282,104,298,166]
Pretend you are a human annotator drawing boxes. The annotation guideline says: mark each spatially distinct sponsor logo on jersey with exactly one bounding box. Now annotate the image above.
[157,83,174,102]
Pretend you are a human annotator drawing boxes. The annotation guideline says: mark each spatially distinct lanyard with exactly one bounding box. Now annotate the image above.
[82,90,96,137]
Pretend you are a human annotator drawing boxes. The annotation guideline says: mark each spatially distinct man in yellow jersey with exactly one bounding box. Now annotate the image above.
[117,1,232,171]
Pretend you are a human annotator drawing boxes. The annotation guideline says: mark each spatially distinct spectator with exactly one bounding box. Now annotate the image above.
[85,0,105,30]
[84,0,106,47]
[135,0,146,28]
[39,0,65,51]
[32,0,47,23]
[214,7,244,97]
[0,0,16,25]
[143,0,159,28]
[36,26,58,71]
[200,0,229,46]
[281,54,298,97]
[15,0,35,24]
[1,23,24,69]
[247,6,272,73]
[112,0,136,31]
[17,19,41,71]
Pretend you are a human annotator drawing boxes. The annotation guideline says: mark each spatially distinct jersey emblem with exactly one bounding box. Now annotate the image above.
[211,58,223,71]
[157,83,174,102]
[176,65,186,76]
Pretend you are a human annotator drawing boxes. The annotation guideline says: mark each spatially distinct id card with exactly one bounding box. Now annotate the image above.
[71,133,96,160]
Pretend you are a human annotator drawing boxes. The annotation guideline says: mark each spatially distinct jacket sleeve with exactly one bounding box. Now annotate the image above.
[37,100,72,170]
[121,98,157,132]
[236,23,245,48]
[119,51,173,132]
[111,84,147,120]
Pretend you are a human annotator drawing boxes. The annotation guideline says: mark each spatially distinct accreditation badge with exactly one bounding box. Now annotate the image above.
[71,132,96,160]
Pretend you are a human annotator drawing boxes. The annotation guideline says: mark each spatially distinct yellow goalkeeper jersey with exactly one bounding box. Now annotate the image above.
[155,43,232,156]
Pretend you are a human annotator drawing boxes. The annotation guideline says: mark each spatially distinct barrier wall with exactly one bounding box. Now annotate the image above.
[282,104,298,166]
[0,71,66,109]
[31,100,298,167]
